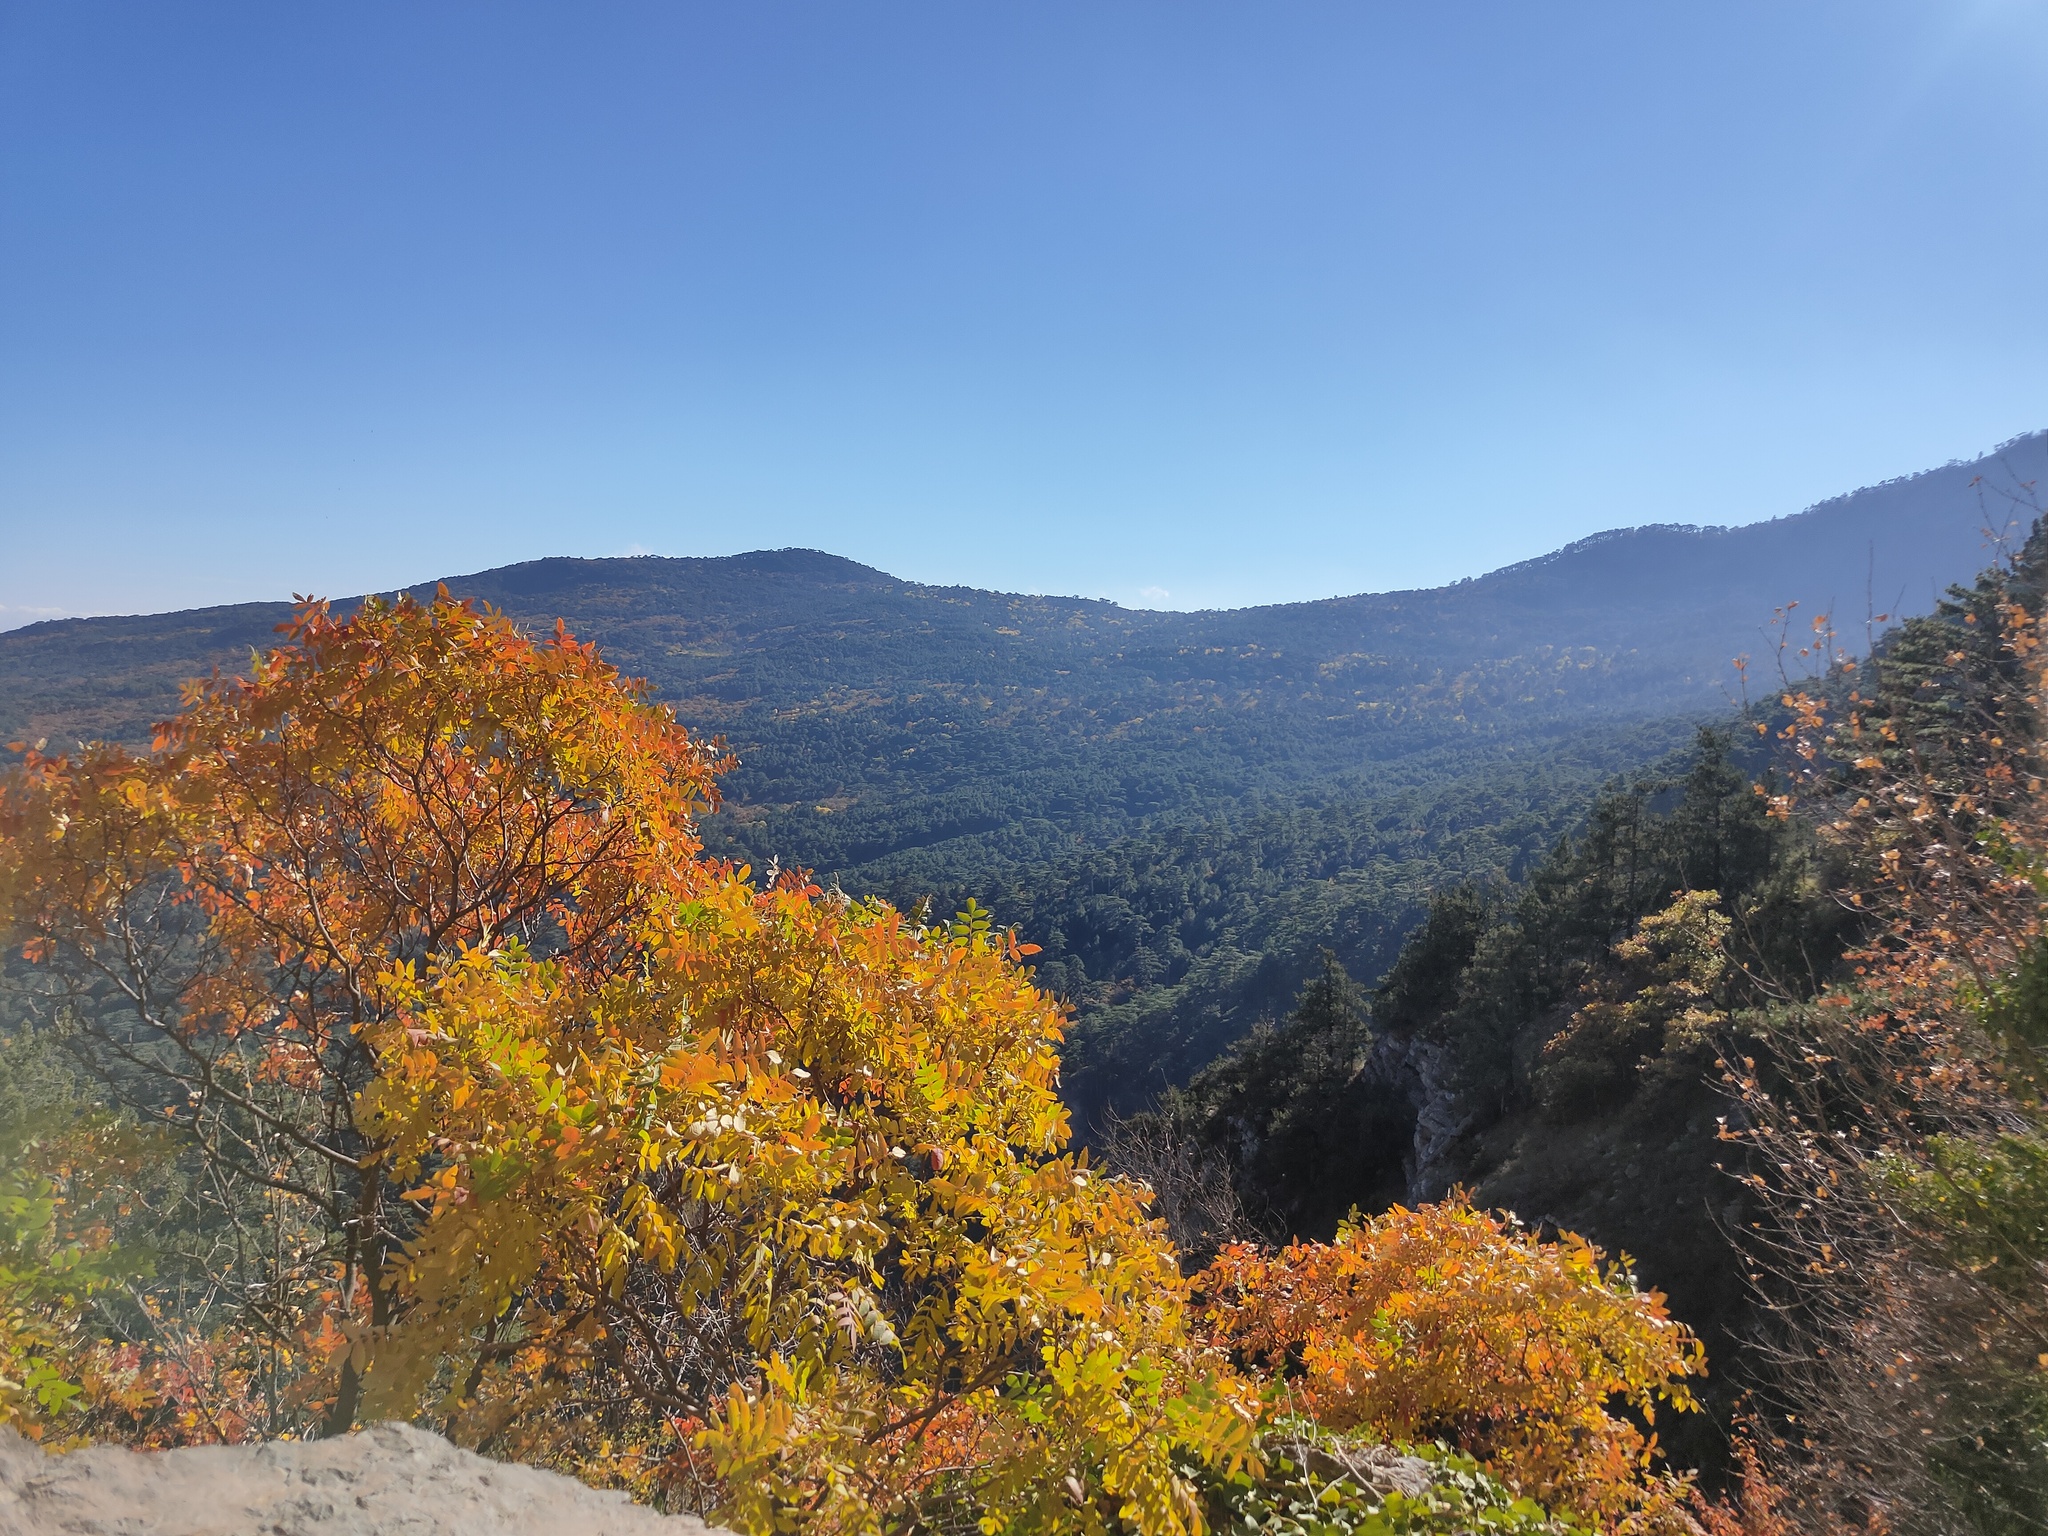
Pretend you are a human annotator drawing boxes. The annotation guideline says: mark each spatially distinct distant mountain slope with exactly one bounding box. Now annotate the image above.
[2,433,2040,1115]
[5,432,2036,811]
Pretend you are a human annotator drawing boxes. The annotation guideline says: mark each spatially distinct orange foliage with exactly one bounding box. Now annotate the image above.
[1690,1436,1799,1536]
[1767,594,2048,1086]
[1197,1199,1704,1534]
[1719,557,2048,1531]
[0,590,725,1435]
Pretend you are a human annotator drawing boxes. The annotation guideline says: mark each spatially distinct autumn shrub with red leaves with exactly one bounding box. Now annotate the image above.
[1197,1198,1707,1535]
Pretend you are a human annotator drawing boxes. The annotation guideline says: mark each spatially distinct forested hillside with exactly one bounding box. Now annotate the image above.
[2,432,2039,1118]
[1119,526,2048,1518]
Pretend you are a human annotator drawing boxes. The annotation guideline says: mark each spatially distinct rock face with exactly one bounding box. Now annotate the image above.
[0,1421,727,1536]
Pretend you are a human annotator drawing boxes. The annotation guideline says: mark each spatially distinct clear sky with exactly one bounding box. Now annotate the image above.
[3,2,2046,626]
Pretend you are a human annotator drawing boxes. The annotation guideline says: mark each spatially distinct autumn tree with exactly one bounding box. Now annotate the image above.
[0,591,726,1437]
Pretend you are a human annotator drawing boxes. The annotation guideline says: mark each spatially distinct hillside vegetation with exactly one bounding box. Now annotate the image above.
[1122,523,2048,1524]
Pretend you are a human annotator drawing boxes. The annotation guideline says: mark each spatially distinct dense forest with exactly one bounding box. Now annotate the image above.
[1114,726,1836,1471]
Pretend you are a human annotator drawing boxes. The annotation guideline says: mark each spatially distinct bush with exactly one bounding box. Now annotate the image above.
[1197,1198,1703,1533]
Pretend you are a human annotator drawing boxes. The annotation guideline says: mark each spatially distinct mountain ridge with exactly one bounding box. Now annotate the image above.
[10,426,2043,643]
[7,433,2043,864]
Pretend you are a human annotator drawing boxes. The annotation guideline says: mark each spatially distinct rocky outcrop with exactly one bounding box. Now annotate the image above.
[1350,1025,1475,1205]
[1401,1031,1481,1204]
[0,1421,726,1536]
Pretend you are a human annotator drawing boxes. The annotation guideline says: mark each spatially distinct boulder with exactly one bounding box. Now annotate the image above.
[0,1421,725,1536]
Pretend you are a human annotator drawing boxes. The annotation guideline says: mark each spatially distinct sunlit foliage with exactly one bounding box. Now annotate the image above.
[0,589,724,1438]
[0,593,1264,1533]
[1536,890,1730,1123]
[362,896,1259,1535]
[1197,1200,1704,1534]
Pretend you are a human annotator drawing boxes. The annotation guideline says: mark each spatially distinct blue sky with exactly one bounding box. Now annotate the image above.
[3,2,2046,625]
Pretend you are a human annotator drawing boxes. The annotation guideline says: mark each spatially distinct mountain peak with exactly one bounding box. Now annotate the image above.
[422,548,894,603]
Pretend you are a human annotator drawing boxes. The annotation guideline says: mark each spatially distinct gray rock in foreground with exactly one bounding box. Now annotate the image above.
[0,1421,726,1536]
